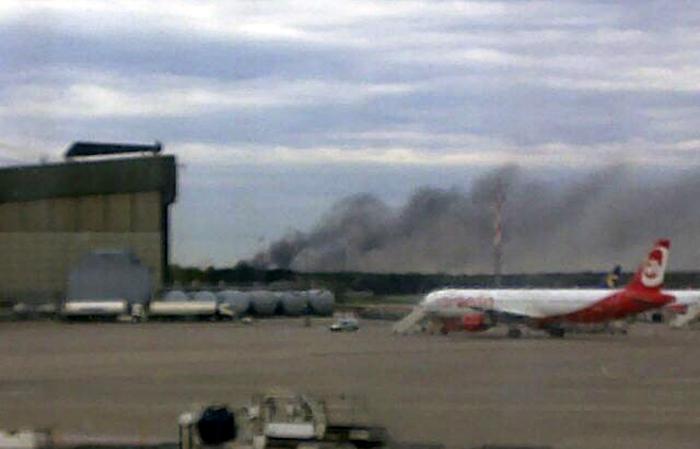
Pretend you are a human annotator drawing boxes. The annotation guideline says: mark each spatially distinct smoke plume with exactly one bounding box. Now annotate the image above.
[252,166,700,274]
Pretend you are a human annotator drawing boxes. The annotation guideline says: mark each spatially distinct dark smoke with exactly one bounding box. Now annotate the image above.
[252,166,700,273]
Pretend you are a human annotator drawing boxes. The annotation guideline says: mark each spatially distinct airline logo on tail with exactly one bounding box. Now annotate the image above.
[639,239,670,288]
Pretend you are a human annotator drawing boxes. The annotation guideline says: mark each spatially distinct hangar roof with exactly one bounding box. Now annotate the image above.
[0,155,177,204]
[66,141,162,158]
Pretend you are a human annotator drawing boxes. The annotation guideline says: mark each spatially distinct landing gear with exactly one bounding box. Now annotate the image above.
[507,327,522,339]
[548,328,566,338]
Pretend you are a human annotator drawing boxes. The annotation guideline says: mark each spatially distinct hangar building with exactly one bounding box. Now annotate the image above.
[0,142,177,303]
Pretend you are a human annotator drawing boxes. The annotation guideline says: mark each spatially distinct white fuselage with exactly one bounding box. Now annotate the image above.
[421,288,620,319]
[665,290,700,306]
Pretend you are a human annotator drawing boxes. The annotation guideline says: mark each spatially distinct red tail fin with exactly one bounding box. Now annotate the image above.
[625,239,670,292]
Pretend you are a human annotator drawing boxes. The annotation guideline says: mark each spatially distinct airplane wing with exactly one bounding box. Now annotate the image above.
[477,297,554,319]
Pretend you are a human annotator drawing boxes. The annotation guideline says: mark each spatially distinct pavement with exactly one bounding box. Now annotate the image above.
[1,319,699,449]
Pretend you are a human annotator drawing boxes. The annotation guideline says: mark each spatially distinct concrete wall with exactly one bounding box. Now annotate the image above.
[0,192,163,302]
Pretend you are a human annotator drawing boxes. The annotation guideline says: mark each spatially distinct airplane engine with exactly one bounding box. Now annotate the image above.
[461,313,490,332]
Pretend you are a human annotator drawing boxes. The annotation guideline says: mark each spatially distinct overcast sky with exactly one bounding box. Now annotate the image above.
[2,1,700,267]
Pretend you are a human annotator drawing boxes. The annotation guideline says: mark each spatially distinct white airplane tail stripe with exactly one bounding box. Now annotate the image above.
[627,239,670,291]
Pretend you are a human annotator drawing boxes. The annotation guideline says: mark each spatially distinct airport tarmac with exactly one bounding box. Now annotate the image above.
[1,319,699,449]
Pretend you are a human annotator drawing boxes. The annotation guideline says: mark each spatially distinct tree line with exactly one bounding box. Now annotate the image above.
[170,263,700,296]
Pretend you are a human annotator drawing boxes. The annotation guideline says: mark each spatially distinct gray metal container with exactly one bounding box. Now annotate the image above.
[193,291,218,302]
[217,290,251,315]
[307,289,335,316]
[249,290,279,316]
[163,290,189,302]
[67,250,152,305]
[278,291,308,316]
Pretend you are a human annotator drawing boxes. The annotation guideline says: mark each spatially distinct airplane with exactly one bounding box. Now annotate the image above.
[393,239,676,338]
[601,265,622,288]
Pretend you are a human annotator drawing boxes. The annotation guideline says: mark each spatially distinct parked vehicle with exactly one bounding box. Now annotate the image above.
[330,317,360,332]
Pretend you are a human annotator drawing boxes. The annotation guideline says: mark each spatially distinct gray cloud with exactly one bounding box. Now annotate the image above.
[2,1,700,265]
